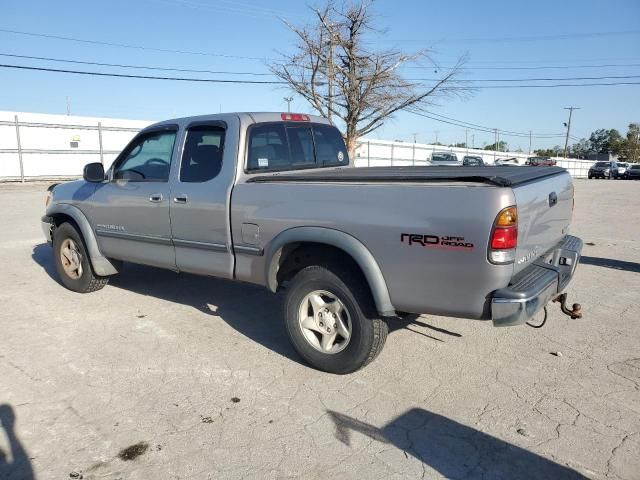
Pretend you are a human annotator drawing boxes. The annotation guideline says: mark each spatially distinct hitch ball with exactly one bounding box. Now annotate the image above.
[553,293,582,319]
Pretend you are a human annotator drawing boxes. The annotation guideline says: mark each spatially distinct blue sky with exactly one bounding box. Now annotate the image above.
[2,0,639,149]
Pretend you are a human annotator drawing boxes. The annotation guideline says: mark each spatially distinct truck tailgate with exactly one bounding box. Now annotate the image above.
[512,171,574,275]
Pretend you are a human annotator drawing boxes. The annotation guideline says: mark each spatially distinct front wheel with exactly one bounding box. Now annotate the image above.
[53,222,109,293]
[283,265,388,374]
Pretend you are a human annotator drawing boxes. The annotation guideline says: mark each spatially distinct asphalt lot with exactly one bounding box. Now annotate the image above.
[0,179,639,479]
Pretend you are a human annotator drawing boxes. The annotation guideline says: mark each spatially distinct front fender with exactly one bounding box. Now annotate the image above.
[264,227,395,317]
[46,203,119,276]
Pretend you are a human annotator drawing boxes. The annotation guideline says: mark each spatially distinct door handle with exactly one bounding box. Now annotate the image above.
[173,194,188,204]
[149,193,163,203]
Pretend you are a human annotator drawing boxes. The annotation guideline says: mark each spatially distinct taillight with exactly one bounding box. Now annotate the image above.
[281,113,310,122]
[489,206,518,264]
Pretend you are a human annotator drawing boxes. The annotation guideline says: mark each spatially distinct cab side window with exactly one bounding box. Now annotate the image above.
[180,126,226,183]
[113,131,176,182]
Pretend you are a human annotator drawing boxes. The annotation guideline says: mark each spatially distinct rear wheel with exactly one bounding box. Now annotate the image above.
[53,222,109,293]
[283,265,388,374]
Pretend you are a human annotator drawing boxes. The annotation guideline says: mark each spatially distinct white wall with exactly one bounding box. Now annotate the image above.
[354,138,596,177]
[0,111,151,180]
[0,112,596,180]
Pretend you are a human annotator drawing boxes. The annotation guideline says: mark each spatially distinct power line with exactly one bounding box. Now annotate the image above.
[146,0,290,19]
[0,52,274,76]
[421,111,565,138]
[450,82,640,89]
[388,30,640,44]
[405,63,640,71]
[0,28,269,61]
[3,62,639,90]
[408,110,563,139]
[459,63,640,71]
[409,74,640,82]
[4,52,640,85]
[0,64,285,84]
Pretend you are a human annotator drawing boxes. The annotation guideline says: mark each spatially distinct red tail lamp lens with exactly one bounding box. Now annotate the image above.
[491,227,518,250]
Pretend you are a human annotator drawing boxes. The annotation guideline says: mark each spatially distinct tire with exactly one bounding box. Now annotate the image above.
[283,264,388,374]
[588,175,592,179]
[53,222,109,293]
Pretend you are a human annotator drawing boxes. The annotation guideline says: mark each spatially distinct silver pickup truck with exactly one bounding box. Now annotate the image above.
[42,112,582,373]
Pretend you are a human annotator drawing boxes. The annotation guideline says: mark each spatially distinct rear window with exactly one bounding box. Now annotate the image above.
[594,162,609,167]
[247,123,348,172]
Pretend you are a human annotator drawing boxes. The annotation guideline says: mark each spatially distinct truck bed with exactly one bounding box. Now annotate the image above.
[246,166,566,187]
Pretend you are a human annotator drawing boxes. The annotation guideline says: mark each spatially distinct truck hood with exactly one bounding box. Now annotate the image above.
[49,180,97,207]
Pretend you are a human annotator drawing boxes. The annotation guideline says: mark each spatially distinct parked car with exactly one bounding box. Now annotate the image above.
[623,163,640,180]
[462,155,485,166]
[588,161,619,179]
[526,156,556,166]
[495,158,521,166]
[430,151,460,166]
[616,162,629,178]
[42,112,582,374]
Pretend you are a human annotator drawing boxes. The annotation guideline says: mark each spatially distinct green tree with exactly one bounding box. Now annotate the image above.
[534,146,562,157]
[570,138,590,158]
[589,129,609,153]
[608,129,624,155]
[484,141,508,152]
[622,123,640,162]
[589,128,624,154]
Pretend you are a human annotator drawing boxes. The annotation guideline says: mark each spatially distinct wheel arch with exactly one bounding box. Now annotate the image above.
[47,203,119,276]
[264,227,395,317]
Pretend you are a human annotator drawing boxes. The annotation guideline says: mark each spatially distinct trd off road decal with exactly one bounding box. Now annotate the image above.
[401,233,474,250]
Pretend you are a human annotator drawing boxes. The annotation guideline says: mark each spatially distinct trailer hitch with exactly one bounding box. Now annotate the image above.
[553,293,582,319]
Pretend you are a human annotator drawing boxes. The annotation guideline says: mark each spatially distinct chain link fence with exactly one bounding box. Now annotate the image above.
[0,114,149,181]
[354,139,595,178]
[1,116,597,181]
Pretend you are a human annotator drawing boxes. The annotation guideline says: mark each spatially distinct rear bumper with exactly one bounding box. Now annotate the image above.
[491,235,582,327]
[41,215,53,246]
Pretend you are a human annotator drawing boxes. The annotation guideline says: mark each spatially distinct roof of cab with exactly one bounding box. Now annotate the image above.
[141,112,332,132]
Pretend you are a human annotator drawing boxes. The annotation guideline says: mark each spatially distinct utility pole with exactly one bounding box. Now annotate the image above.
[465,129,468,153]
[434,130,439,144]
[471,134,475,149]
[563,107,580,158]
[494,128,498,162]
[284,96,293,112]
[529,131,532,154]
[326,26,334,121]
[412,132,418,143]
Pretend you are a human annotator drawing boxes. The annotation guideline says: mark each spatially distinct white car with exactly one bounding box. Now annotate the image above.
[617,162,629,177]
[494,158,522,167]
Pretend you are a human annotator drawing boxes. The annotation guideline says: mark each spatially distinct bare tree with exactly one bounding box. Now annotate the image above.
[270,1,466,158]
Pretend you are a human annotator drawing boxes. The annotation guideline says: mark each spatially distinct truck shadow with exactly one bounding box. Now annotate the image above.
[580,255,640,274]
[31,243,460,364]
[328,408,587,479]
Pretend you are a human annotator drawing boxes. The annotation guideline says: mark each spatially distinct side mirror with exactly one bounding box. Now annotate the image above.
[83,162,105,183]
